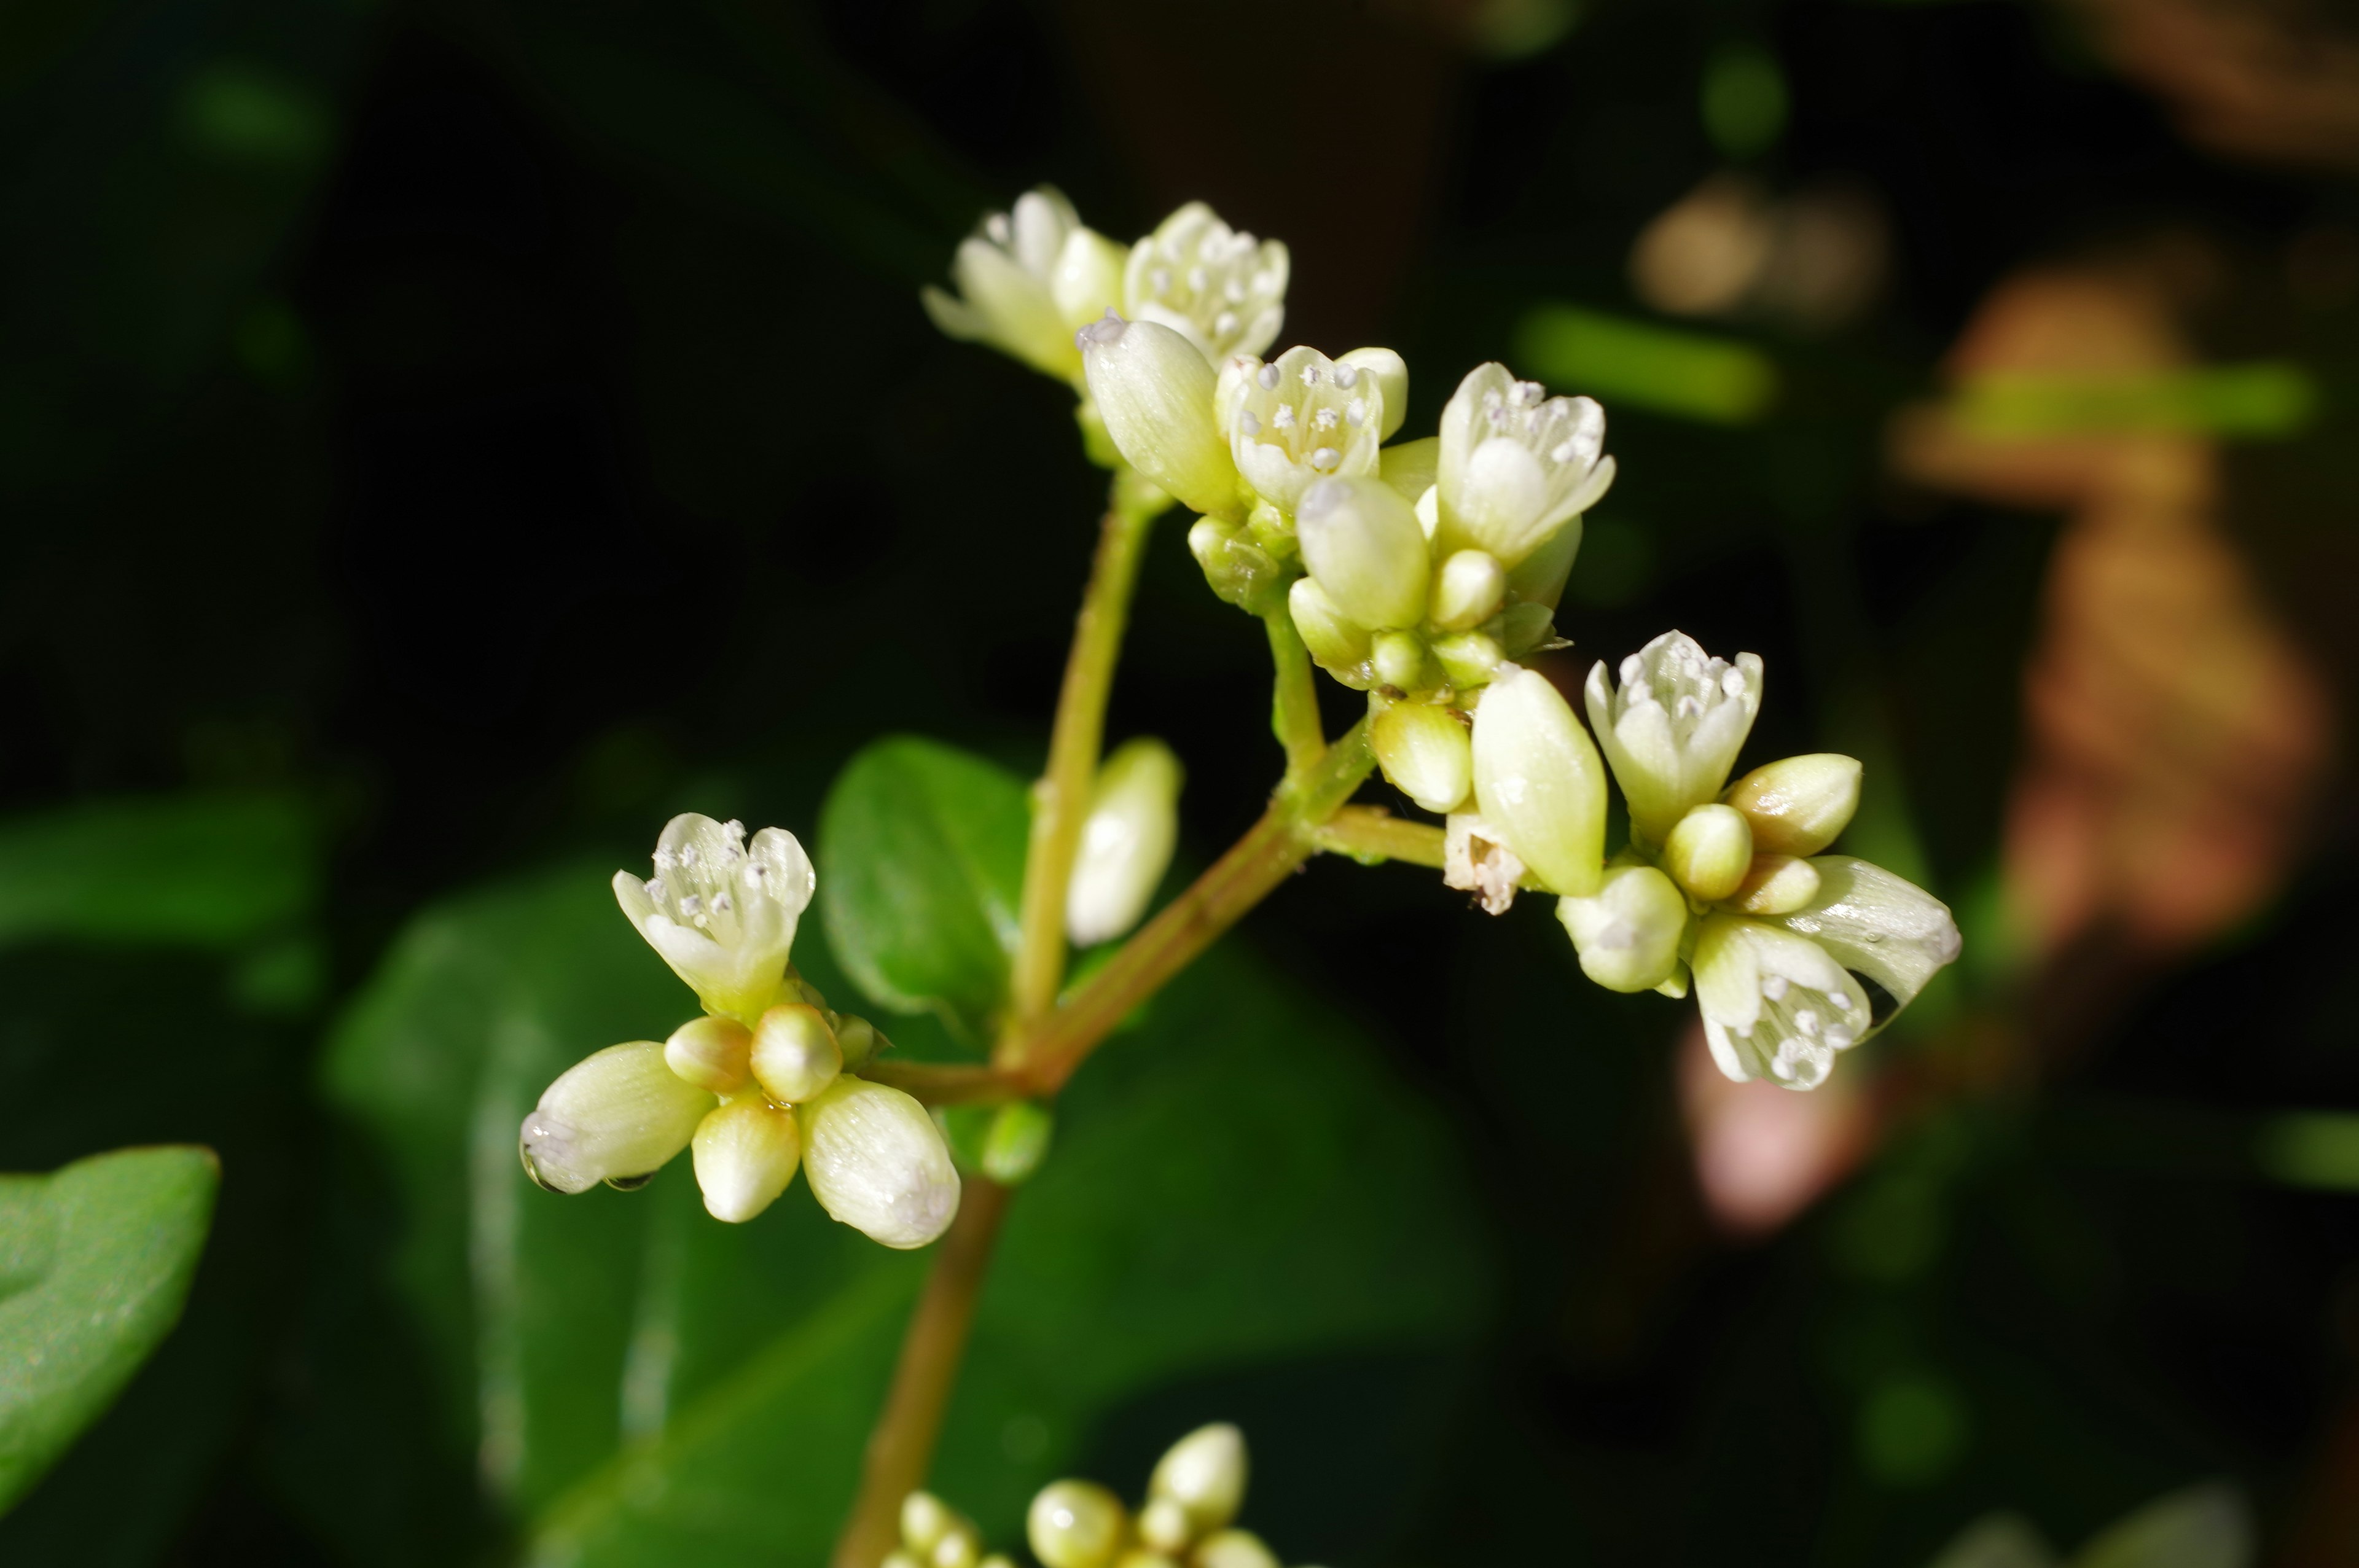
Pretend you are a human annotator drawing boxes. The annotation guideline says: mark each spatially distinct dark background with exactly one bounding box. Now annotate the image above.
[4,0,2357,1563]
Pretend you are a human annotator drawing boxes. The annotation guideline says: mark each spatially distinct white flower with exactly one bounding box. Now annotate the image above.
[798,1075,961,1249]
[1723,752,1863,856]
[1557,864,1689,993]
[1218,346,1388,514]
[922,187,1122,383]
[1469,663,1606,897]
[1371,700,1472,815]
[1124,203,1288,362]
[1078,314,1241,518]
[1294,475,1430,631]
[613,813,815,1023]
[1066,737,1184,947]
[1692,914,1873,1090]
[1772,856,1962,1019]
[1434,363,1616,566]
[518,1040,714,1194]
[1582,631,1764,845]
[691,1094,802,1223]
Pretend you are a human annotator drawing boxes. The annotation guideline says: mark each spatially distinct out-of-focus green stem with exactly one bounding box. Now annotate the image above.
[1262,609,1326,779]
[1312,805,1448,867]
[1004,482,1160,1047]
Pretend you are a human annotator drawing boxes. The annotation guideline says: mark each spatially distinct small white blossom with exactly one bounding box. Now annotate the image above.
[1723,752,1863,856]
[1294,475,1430,632]
[1773,856,1962,1016]
[691,1094,802,1223]
[1371,699,1473,815]
[1692,913,1874,1090]
[1218,346,1388,514]
[1078,314,1242,518]
[1557,864,1689,993]
[613,814,815,1023]
[1434,363,1616,566]
[1469,664,1606,897]
[798,1075,961,1249]
[1124,203,1288,363]
[1582,632,1764,846]
[922,187,1122,383]
[518,1040,714,1194]
[1067,737,1184,947]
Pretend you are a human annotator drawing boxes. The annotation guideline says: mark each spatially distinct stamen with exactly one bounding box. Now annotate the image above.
[1761,974,1790,1001]
[1272,404,1296,429]
[1795,1010,1821,1037]
[1550,440,1579,462]
[1309,446,1342,471]
[1187,265,1208,293]
[1721,669,1748,696]
[1214,310,1238,337]
[1345,398,1366,426]
[1825,1026,1856,1050]
[1257,363,1281,390]
[1238,410,1261,437]
[1300,364,1321,386]
[1334,364,1359,388]
[1619,655,1643,685]
[1312,407,1339,431]
[985,213,1011,244]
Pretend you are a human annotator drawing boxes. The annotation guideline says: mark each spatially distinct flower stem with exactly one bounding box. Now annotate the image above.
[829,1177,1012,1568]
[1262,610,1326,778]
[1006,486,1160,1041]
[1312,805,1448,867]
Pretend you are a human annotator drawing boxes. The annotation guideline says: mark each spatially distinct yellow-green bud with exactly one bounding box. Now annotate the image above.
[981,1101,1054,1185]
[1430,549,1507,631]
[1052,227,1127,332]
[665,1015,752,1094]
[1194,1531,1281,1568]
[1079,315,1240,518]
[1066,737,1183,947]
[902,1492,959,1556]
[1729,854,1821,915]
[1371,700,1473,814]
[1288,577,1372,681]
[1028,1480,1127,1568]
[1296,475,1428,631]
[1339,346,1409,439]
[980,1556,1018,1568]
[933,1528,980,1568]
[751,1003,842,1104]
[1371,630,1430,692]
[1431,630,1504,688]
[798,1077,960,1249]
[1138,1498,1192,1554]
[1113,1554,1178,1568]
[885,1554,923,1568]
[835,1014,879,1071]
[1556,865,1688,993]
[1661,803,1753,903]
[691,1094,802,1222]
[1434,363,1616,566]
[1186,518,1282,611]
[1149,1422,1246,1537]
[518,1040,713,1195]
[1723,753,1862,857]
[1470,665,1606,897]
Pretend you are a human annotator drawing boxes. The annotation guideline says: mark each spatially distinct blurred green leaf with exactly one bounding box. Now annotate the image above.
[0,1144,219,1515]
[2073,1484,2250,1568]
[321,840,1488,1566]
[0,792,314,950]
[1514,304,1780,424]
[818,737,1029,1042]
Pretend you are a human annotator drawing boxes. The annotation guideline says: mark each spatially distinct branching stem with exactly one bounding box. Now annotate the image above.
[1262,610,1326,779]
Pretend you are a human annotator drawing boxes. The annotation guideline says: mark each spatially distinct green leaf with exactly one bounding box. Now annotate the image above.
[818,737,1030,1042]
[0,1145,220,1515]
[318,841,1489,1567]
[0,792,315,951]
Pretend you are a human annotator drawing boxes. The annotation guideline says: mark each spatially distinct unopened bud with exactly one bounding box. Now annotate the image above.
[1114,1554,1178,1568]
[1149,1422,1246,1537]
[1661,803,1752,903]
[885,1553,923,1568]
[1729,854,1821,915]
[1187,518,1283,611]
[1430,550,1506,631]
[933,1527,980,1568]
[692,1094,802,1222]
[1371,701,1473,814]
[1029,1480,1127,1568]
[1079,315,1240,518]
[1471,665,1606,897]
[981,1556,1017,1568]
[1066,737,1183,947]
[1138,1498,1192,1554]
[1296,475,1429,630]
[1288,577,1372,682]
[1723,753,1861,857]
[981,1100,1055,1185]
[902,1492,960,1556]
[799,1077,961,1249]
[1557,865,1688,993]
[751,1003,842,1104]
[1371,630,1430,692]
[665,1015,752,1093]
[1052,227,1127,331]
[519,1040,714,1195]
[1431,630,1504,688]
[835,1014,879,1071]
[1338,346,1409,439]
[1194,1531,1281,1568]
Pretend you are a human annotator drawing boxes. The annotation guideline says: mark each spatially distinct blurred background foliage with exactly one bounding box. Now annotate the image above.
[2,0,2357,1564]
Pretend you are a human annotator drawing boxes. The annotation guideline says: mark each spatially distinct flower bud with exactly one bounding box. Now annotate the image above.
[1138,1499,1192,1553]
[1029,1480,1127,1568]
[1224,347,1384,514]
[519,1041,714,1195]
[1067,737,1183,947]
[1729,854,1821,915]
[1052,227,1127,330]
[1693,913,1872,1089]
[665,1015,752,1093]
[835,1013,879,1071]
[1194,1531,1281,1568]
[1582,633,1763,845]
[1113,1554,1178,1568]
[982,1101,1054,1185]
[981,1556,1017,1568]
[1431,630,1504,688]
[691,1094,801,1222]
[1434,364,1616,566]
[614,814,815,1023]
[1471,665,1606,896]
[933,1526,981,1568]
[798,1077,961,1248]
[1430,549,1507,631]
[1723,753,1862,857]
[902,1492,960,1556]
[1079,315,1240,518]
[1339,346,1409,439]
[885,1554,922,1568]
[1296,475,1429,630]
[1149,1422,1246,1537]
[1661,803,1752,903]
[1124,202,1287,362]
[751,1003,842,1103]
[1187,518,1283,610]
[1371,630,1430,692]
[1371,701,1473,814]
[1492,601,1558,658]
[921,189,1092,381]
[1557,865,1688,993]
[1288,577,1372,682]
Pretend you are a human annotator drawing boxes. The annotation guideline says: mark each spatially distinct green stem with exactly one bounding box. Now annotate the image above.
[1312,805,1448,867]
[1004,487,1159,1043]
[1262,609,1326,778]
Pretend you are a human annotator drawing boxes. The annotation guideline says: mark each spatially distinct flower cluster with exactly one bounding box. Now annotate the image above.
[517,814,961,1247]
[928,186,1962,1091]
[891,1423,1310,1568]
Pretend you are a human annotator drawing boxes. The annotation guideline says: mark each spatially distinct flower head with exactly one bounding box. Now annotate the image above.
[922,187,1124,383]
[613,814,815,1023]
[1124,203,1288,363]
[1434,364,1616,567]
[1583,632,1764,845]
[1219,346,1393,515]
